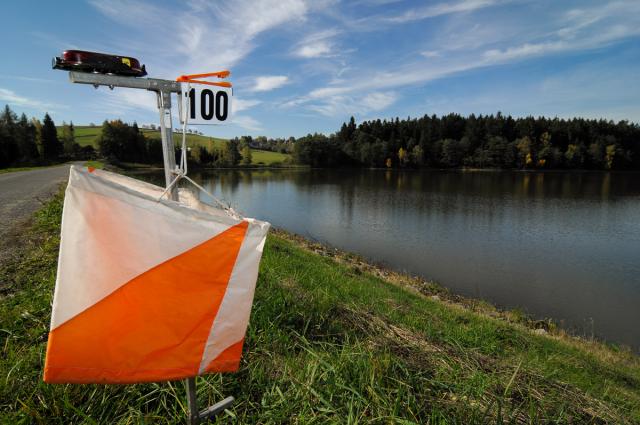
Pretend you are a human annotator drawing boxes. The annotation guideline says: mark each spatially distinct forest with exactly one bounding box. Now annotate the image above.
[0,104,244,169]
[282,113,640,170]
[2,104,639,171]
[97,120,244,167]
[0,105,95,168]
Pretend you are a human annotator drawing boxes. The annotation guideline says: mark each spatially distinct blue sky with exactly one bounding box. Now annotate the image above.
[1,0,639,138]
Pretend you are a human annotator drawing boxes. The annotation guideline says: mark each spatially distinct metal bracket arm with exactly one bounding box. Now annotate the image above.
[68,71,181,93]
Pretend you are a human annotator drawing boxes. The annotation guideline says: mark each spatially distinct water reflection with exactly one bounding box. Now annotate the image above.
[132,169,640,350]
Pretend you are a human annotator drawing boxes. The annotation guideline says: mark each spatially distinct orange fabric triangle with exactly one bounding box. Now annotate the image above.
[44,221,248,384]
[204,339,245,373]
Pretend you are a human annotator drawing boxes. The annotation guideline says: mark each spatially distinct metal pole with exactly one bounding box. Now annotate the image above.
[156,90,178,201]
[156,90,200,423]
[186,377,199,425]
[156,89,200,421]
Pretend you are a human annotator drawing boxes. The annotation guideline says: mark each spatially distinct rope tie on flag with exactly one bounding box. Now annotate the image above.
[157,82,241,220]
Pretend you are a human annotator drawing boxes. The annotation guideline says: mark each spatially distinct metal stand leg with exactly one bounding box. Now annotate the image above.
[186,378,199,425]
[185,377,235,424]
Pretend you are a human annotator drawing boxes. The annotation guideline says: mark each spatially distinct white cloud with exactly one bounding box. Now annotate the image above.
[419,60,640,122]
[306,91,398,117]
[89,0,166,28]
[296,41,333,58]
[385,0,499,23]
[304,59,478,100]
[252,76,290,92]
[0,88,63,112]
[90,0,315,76]
[483,41,567,62]
[421,50,441,58]
[0,75,57,84]
[352,0,404,5]
[179,0,309,71]
[288,0,640,116]
[293,29,340,58]
[232,115,263,131]
[483,2,640,64]
[360,92,397,111]
[98,89,159,114]
[233,98,262,113]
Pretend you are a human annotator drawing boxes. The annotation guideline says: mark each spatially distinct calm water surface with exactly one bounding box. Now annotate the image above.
[137,169,640,350]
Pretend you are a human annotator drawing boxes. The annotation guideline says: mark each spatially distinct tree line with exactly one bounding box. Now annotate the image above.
[288,113,640,170]
[5,105,639,171]
[97,120,246,167]
[0,105,94,168]
[235,135,294,154]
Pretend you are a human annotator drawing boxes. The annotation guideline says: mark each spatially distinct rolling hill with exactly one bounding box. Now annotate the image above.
[56,126,290,166]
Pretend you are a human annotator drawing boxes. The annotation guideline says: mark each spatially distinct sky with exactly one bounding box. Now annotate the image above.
[1,0,639,139]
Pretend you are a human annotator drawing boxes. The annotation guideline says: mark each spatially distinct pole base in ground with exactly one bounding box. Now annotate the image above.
[186,378,234,424]
[197,396,235,422]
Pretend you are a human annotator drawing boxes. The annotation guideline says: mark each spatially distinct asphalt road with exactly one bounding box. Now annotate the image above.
[0,164,76,263]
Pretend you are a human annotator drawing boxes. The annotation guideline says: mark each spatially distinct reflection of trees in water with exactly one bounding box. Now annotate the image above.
[135,169,638,217]
[260,169,640,229]
[601,173,611,200]
[216,170,241,194]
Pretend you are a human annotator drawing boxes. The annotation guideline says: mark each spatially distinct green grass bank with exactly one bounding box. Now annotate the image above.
[1,188,639,424]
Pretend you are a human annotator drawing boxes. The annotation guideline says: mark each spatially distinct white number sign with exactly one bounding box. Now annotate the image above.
[180,85,232,125]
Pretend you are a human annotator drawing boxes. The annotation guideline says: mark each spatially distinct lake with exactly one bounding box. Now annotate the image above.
[135,168,640,350]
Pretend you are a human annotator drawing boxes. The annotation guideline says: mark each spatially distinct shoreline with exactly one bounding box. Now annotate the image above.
[0,187,638,422]
[5,161,640,175]
[271,228,635,355]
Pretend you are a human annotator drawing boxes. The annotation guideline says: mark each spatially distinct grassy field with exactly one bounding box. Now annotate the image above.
[56,126,289,166]
[84,160,105,170]
[57,126,102,148]
[248,149,290,166]
[1,188,639,423]
[57,125,227,149]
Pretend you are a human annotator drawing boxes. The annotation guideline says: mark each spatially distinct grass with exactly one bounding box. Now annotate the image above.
[1,188,639,423]
[57,126,103,148]
[84,160,105,169]
[57,126,290,166]
[248,149,290,166]
[56,125,226,150]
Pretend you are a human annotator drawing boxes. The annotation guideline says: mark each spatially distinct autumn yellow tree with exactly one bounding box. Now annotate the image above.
[411,145,424,166]
[537,132,552,168]
[398,147,407,167]
[605,144,616,169]
[515,136,532,168]
[565,144,584,167]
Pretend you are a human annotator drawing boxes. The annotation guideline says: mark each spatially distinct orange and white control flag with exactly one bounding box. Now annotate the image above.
[43,166,269,384]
